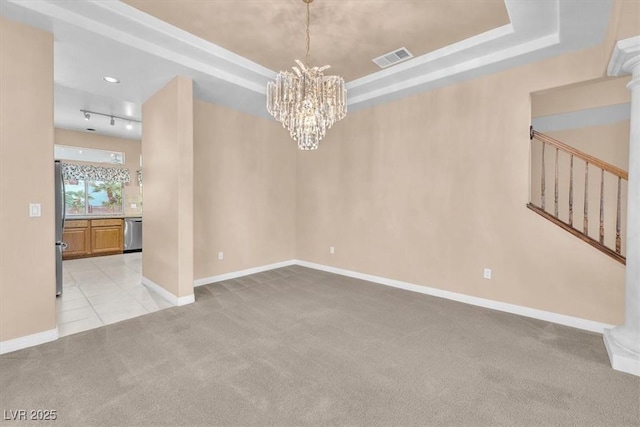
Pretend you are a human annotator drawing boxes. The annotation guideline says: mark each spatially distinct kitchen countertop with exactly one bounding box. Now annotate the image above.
[66,215,142,220]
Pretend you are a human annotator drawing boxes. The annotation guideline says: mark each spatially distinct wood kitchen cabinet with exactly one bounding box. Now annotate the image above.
[62,218,123,259]
[90,219,124,255]
[62,220,91,259]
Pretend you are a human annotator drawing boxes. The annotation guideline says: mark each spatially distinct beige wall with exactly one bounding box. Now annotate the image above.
[0,18,55,342]
[193,100,296,280]
[531,77,631,118]
[296,45,626,325]
[142,76,194,299]
[54,129,142,217]
[547,123,629,171]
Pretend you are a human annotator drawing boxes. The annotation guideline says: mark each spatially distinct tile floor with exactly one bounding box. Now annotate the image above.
[58,252,173,337]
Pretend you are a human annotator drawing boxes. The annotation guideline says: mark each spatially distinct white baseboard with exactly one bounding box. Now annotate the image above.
[604,329,640,377]
[0,261,615,356]
[193,259,297,287]
[295,260,615,334]
[176,293,195,306]
[0,327,58,355]
[142,276,194,306]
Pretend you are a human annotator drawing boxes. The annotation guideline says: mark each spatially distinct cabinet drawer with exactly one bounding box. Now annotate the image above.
[91,218,123,227]
[65,220,89,228]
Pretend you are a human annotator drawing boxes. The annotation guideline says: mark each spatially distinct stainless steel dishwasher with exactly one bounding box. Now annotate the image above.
[124,217,142,252]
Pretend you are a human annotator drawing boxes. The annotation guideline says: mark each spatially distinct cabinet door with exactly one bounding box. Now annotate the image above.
[91,226,123,254]
[62,228,91,259]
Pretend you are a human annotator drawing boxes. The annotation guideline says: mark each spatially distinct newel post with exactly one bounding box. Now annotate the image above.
[604,36,640,377]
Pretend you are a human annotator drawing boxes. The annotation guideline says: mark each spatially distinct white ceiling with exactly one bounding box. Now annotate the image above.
[0,0,614,141]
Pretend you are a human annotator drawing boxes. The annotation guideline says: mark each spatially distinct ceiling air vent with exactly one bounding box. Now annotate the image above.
[372,47,414,69]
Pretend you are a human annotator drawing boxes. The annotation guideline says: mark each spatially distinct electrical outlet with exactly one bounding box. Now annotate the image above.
[218,252,224,260]
[330,246,335,254]
[130,203,137,209]
[483,268,492,279]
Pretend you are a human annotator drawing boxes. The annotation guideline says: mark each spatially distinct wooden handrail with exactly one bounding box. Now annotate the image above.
[529,129,627,264]
[532,130,628,180]
[527,204,626,265]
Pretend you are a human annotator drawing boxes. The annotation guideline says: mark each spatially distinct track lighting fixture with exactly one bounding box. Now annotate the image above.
[79,109,141,130]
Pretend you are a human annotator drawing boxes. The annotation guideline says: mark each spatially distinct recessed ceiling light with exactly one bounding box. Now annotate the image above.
[102,76,120,84]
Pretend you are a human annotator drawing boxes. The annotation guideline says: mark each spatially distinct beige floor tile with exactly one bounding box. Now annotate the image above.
[93,255,126,269]
[85,291,134,307]
[127,288,174,312]
[56,297,90,312]
[92,298,147,316]
[139,296,174,313]
[99,306,149,325]
[78,281,121,297]
[63,260,100,273]
[72,270,114,285]
[58,316,103,337]
[116,279,143,290]
[124,259,142,270]
[104,271,141,286]
[62,271,75,284]
[101,265,138,276]
[125,286,155,300]
[58,306,97,324]
[57,252,169,335]
[60,286,86,302]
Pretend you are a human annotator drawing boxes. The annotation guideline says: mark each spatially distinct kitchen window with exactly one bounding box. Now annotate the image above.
[65,179,123,215]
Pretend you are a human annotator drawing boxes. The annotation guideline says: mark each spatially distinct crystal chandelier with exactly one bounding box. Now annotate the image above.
[266,0,347,150]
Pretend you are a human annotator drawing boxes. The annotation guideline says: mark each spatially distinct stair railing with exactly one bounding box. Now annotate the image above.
[528,128,628,264]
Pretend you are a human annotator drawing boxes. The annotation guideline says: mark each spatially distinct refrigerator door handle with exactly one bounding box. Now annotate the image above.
[60,172,66,226]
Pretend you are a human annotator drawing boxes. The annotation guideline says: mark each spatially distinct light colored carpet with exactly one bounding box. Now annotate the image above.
[1,265,639,426]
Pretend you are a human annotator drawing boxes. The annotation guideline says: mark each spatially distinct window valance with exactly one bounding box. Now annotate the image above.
[62,162,130,183]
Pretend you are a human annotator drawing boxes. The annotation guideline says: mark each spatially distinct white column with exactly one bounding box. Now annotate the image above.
[604,36,640,377]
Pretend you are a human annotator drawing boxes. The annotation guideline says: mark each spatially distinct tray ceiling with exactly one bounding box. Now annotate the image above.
[122,0,510,82]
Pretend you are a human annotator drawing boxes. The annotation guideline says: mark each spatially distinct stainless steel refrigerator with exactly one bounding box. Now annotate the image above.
[55,160,66,296]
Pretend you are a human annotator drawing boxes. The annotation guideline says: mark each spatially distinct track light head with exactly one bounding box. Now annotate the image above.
[80,110,141,129]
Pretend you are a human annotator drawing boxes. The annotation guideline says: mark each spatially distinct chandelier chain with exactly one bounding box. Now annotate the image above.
[305,0,310,66]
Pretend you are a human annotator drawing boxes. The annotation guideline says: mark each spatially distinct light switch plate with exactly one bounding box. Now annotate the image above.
[29,203,41,217]
[130,203,137,209]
